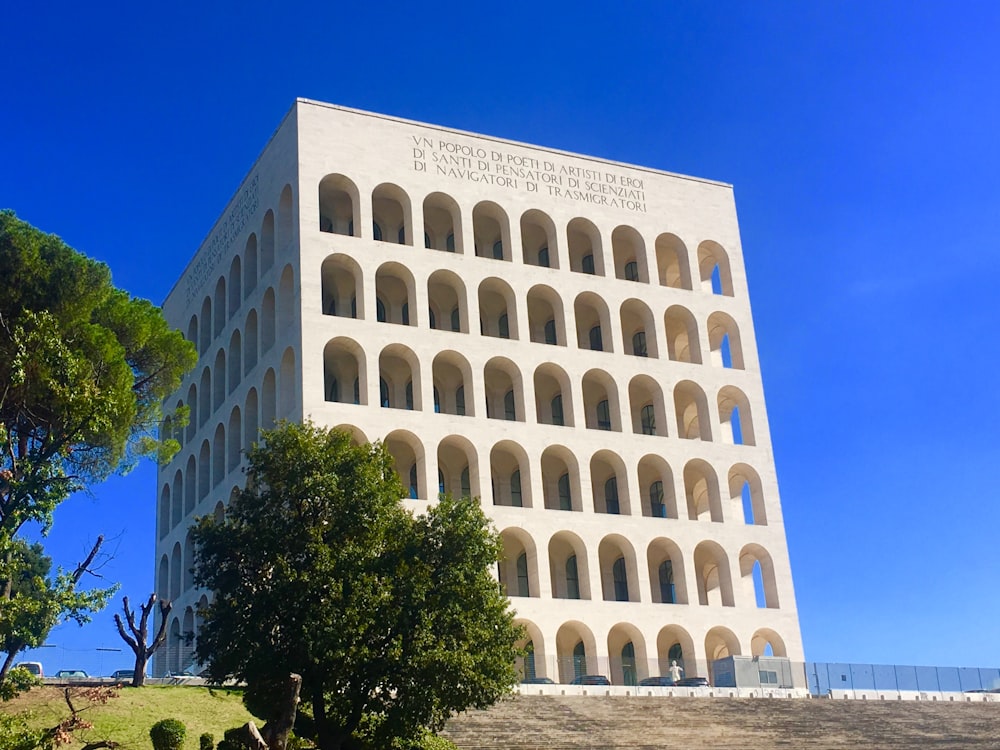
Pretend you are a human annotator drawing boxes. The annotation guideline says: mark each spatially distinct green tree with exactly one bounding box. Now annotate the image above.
[0,209,196,539]
[0,210,196,685]
[192,422,520,750]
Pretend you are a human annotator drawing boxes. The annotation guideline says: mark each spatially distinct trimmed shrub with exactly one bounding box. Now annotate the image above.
[199,732,214,750]
[150,718,186,750]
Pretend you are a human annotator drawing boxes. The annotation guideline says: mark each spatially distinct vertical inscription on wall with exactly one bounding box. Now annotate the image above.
[185,173,260,306]
[410,136,646,213]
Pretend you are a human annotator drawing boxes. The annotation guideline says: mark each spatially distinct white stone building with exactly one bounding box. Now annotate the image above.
[153,99,804,682]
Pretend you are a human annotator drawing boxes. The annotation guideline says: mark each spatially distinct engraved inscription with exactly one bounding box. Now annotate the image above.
[410,136,646,213]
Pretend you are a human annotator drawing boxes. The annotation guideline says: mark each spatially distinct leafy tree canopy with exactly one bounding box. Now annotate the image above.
[193,422,521,750]
[0,209,197,538]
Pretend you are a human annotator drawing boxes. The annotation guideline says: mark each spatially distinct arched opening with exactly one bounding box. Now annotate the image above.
[598,535,639,603]
[521,209,558,268]
[534,363,573,427]
[227,332,241,395]
[184,456,196,515]
[582,369,620,432]
[590,451,631,515]
[244,388,259,449]
[385,430,425,500]
[478,277,518,340]
[321,254,363,319]
[750,629,788,658]
[473,201,511,261]
[427,270,468,334]
[243,233,258,299]
[697,240,734,296]
[261,288,276,353]
[198,440,211,501]
[704,627,741,683]
[278,185,294,250]
[484,357,524,422]
[718,385,756,446]
[655,233,692,290]
[490,441,531,508]
[212,424,225,487]
[556,622,597,683]
[621,298,658,358]
[227,407,241,473]
[612,225,648,283]
[608,624,647,685]
[261,210,275,274]
[371,183,412,245]
[567,217,603,276]
[729,463,767,526]
[169,542,182,600]
[707,311,744,369]
[213,278,226,338]
[628,375,666,437]
[423,192,462,253]
[375,262,415,326]
[378,344,419,411]
[693,542,735,607]
[674,380,712,441]
[541,446,582,512]
[498,528,539,598]
[212,349,226,412]
[684,459,722,522]
[324,337,366,405]
[515,621,547,680]
[664,305,702,364]
[244,309,258,375]
[656,625,695,677]
[437,435,479,499]
[278,347,296,419]
[432,350,473,417]
[548,531,590,600]
[527,284,566,346]
[318,174,359,235]
[574,292,613,352]
[647,537,687,604]
[159,484,171,539]
[228,256,242,320]
[739,544,780,609]
[637,455,678,519]
[199,296,212,354]
[261,368,276,428]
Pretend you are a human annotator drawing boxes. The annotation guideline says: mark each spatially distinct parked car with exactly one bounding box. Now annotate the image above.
[676,676,710,687]
[521,676,555,684]
[110,669,135,682]
[14,662,43,677]
[638,675,676,686]
[570,674,611,685]
[55,670,89,678]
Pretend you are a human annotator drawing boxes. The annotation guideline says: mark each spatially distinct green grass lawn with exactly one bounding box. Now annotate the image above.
[4,684,261,750]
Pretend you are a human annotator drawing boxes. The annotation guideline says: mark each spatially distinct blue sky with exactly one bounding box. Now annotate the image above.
[2,1,998,675]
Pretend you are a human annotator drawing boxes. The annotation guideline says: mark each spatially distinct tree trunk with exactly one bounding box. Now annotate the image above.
[0,647,18,684]
[261,673,302,750]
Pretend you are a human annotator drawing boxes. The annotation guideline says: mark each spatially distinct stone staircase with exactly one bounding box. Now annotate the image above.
[442,695,1000,749]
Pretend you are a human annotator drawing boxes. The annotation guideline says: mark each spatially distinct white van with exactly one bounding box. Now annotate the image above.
[15,661,43,677]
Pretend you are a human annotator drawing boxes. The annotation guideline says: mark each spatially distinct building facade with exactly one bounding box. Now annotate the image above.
[153,99,804,681]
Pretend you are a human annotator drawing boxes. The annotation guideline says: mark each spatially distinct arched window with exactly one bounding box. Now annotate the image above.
[408,465,418,499]
[551,395,564,426]
[612,557,629,601]
[649,481,666,518]
[605,477,620,514]
[538,247,550,267]
[373,222,383,242]
[589,325,603,352]
[456,386,466,416]
[582,254,595,275]
[624,261,639,282]
[596,400,611,431]
[377,298,387,323]
[621,642,637,685]
[380,378,390,408]
[450,306,460,332]
[446,233,456,252]
[558,473,572,511]
[492,240,504,260]
[433,387,441,413]
[544,319,557,345]
[503,390,516,421]
[659,561,676,603]
[640,404,656,435]
[498,313,509,339]
[632,331,647,357]
[510,470,522,507]
[516,552,529,596]
[405,381,414,410]
[566,555,580,599]
[461,467,471,498]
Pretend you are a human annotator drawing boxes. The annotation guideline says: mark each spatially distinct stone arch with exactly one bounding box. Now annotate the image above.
[261,287,276,353]
[515,619,548,680]
[656,625,695,675]
[684,459,722,522]
[199,296,212,354]
[384,429,426,500]
[620,298,658,358]
[321,253,363,319]
[186,315,198,350]
[598,534,639,603]
[655,233,692,290]
[261,368,276,428]
[228,256,242,320]
[729,463,766,526]
[423,192,463,253]
[184,455,196,515]
[490,440,532,508]
[637,454,678,519]
[183,529,196,592]
[574,292,613,353]
[379,343,420,410]
[608,622,648,685]
[484,356,524,422]
[279,347,296,418]
[707,311,744,369]
[697,240,734,296]
[169,542,182,600]
[244,388,259,448]
[228,331,242,395]
[186,383,198,441]
[159,483,171,539]
[590,450,631,516]
[556,621,598,683]
[244,309,258,375]
[478,277,518,340]
[739,543,780,609]
[213,277,226,338]
[243,233,258,299]
[333,424,369,446]
[472,201,511,261]
[664,305,702,364]
[674,380,712,441]
[693,541,735,607]
[582,369,621,432]
[718,385,755,446]
[371,182,412,245]
[324,337,367,405]
[319,174,359,236]
[527,284,567,346]
[628,374,667,437]
[647,537,687,604]
[548,530,591,601]
[278,265,296,332]
[375,261,416,326]
[498,527,540,598]
[534,362,574,427]
[750,628,788,658]
[611,225,648,283]
[541,445,582,512]
[277,184,294,250]
[157,554,169,600]
[227,407,241,473]
[705,626,741,684]
[437,434,479,499]
[427,269,468,333]
[432,350,474,416]
[212,423,225,487]
[198,440,211,501]
[261,210,275,273]
[566,217,603,276]
[212,349,226,412]
[521,209,559,268]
